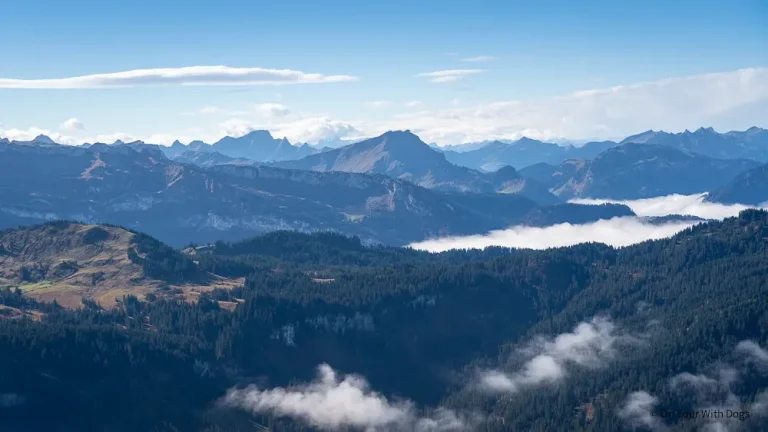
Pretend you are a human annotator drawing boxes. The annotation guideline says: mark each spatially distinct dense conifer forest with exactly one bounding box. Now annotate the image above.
[1,211,768,431]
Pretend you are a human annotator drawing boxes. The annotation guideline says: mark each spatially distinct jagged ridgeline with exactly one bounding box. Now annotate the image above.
[0,211,767,431]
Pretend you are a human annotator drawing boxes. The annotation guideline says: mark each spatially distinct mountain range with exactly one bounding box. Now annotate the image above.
[444,127,768,171]
[272,130,560,203]
[444,137,619,171]
[519,143,760,199]
[0,139,631,247]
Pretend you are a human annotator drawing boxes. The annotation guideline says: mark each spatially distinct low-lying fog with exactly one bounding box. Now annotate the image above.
[410,194,762,252]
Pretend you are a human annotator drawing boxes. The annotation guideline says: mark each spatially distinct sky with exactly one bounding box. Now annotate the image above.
[1,0,766,146]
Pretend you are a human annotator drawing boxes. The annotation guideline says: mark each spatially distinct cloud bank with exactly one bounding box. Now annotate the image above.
[0,66,358,89]
[221,364,471,431]
[570,194,754,220]
[410,216,696,252]
[480,317,632,393]
[410,194,766,253]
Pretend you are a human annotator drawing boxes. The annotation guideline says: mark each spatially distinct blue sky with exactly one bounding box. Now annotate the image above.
[1,0,766,145]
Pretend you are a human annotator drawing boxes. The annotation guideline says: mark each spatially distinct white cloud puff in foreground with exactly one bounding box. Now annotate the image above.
[221,364,470,431]
[409,217,696,253]
[618,392,665,431]
[0,66,358,89]
[570,194,754,220]
[480,317,627,393]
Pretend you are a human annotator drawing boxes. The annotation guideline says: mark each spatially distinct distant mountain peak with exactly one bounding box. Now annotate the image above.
[113,139,125,145]
[171,140,183,147]
[242,129,275,141]
[33,134,55,144]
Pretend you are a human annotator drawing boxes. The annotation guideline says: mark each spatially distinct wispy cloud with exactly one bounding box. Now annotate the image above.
[199,106,225,114]
[619,341,768,431]
[461,56,495,62]
[618,392,666,431]
[405,100,423,107]
[365,101,393,108]
[221,364,473,431]
[254,103,291,118]
[417,69,484,84]
[480,317,635,393]
[735,340,768,368]
[0,66,358,89]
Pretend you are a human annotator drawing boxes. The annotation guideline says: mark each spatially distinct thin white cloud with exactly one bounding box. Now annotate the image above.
[365,101,393,108]
[221,364,471,431]
[417,70,484,78]
[410,217,696,253]
[432,76,463,83]
[570,194,755,220]
[417,69,483,84]
[405,100,423,107]
[254,103,291,118]
[618,392,666,431]
[481,317,633,393]
[0,66,358,89]
[199,106,224,114]
[60,118,84,131]
[735,340,768,367]
[461,56,495,62]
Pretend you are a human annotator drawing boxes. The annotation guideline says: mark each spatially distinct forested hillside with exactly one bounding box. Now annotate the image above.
[1,212,767,431]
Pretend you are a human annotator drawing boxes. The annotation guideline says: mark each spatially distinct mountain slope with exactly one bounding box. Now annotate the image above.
[172,150,255,167]
[442,209,768,431]
[531,143,760,199]
[0,222,238,308]
[706,162,768,205]
[275,130,560,203]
